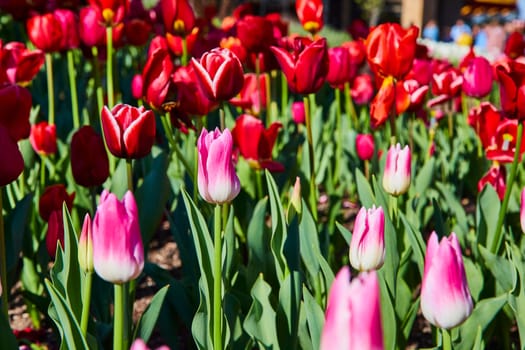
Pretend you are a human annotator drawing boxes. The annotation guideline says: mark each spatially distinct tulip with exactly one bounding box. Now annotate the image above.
[161,0,195,37]
[382,143,411,196]
[496,60,525,120]
[26,13,63,53]
[191,48,245,102]
[0,125,24,186]
[356,134,375,161]
[79,6,124,47]
[485,119,525,163]
[54,9,80,50]
[521,188,525,234]
[462,57,493,99]
[124,18,152,47]
[92,190,144,283]
[1,42,45,85]
[320,267,383,350]
[229,73,267,114]
[366,23,419,80]
[197,128,240,204]
[505,31,525,59]
[467,102,502,151]
[403,79,429,112]
[88,0,128,26]
[370,77,410,128]
[342,40,367,68]
[71,126,110,187]
[291,101,305,124]
[231,114,284,171]
[220,36,248,64]
[478,163,506,200]
[38,184,75,221]
[141,48,174,110]
[0,84,31,142]
[236,15,275,53]
[427,68,463,108]
[270,37,328,95]
[351,74,374,105]
[421,232,473,329]
[131,74,143,100]
[30,121,57,156]
[173,65,218,117]
[46,210,64,259]
[78,214,94,273]
[350,206,385,271]
[295,0,323,34]
[101,104,156,159]
[326,46,357,89]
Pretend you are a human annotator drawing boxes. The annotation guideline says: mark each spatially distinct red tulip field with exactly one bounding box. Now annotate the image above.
[1,0,525,349]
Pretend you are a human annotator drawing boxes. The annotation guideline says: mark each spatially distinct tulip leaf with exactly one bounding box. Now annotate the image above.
[303,286,325,349]
[299,199,322,278]
[507,244,525,347]
[192,278,214,350]
[355,168,375,207]
[336,221,352,246]
[476,185,500,249]
[132,285,169,343]
[246,198,272,282]
[5,193,32,273]
[479,245,514,293]
[108,158,128,198]
[378,269,397,350]
[277,271,302,349]
[399,212,425,277]
[463,257,484,302]
[413,157,435,196]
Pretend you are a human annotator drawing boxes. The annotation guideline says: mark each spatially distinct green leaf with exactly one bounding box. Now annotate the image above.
[0,311,18,350]
[5,194,32,273]
[399,212,426,277]
[277,271,302,349]
[414,158,435,195]
[355,168,375,207]
[133,285,169,343]
[378,269,397,350]
[246,198,272,282]
[476,185,501,249]
[463,258,484,302]
[108,158,128,198]
[303,286,325,349]
[336,222,351,246]
[299,200,322,278]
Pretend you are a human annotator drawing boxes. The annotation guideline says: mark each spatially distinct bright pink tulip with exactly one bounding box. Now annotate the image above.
[350,206,385,271]
[462,57,493,99]
[92,190,144,284]
[197,128,240,204]
[320,267,384,350]
[351,74,374,105]
[382,143,411,196]
[291,101,305,124]
[356,134,375,161]
[78,214,94,273]
[421,232,473,329]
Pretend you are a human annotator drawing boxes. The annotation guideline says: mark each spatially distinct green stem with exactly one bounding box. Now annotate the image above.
[181,37,188,66]
[40,157,46,189]
[213,204,223,350]
[304,94,318,221]
[67,50,80,129]
[334,88,342,184]
[113,283,126,350]
[80,271,93,337]
[91,47,104,115]
[281,71,288,117]
[343,82,358,130]
[126,159,133,192]
[255,170,263,199]
[45,53,55,125]
[0,187,8,320]
[491,122,524,254]
[106,27,114,108]
[219,104,225,131]
[442,328,452,350]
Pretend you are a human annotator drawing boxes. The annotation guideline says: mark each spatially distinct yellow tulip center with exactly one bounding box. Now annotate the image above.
[502,133,513,151]
[102,8,115,26]
[303,21,320,35]
[173,19,186,35]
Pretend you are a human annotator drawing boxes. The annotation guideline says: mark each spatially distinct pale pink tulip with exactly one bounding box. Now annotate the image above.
[350,206,385,271]
[78,214,94,273]
[382,143,411,196]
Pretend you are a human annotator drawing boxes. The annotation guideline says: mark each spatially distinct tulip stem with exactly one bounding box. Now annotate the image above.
[491,121,523,254]
[106,27,114,108]
[67,50,80,129]
[281,71,288,116]
[40,157,46,189]
[45,53,55,125]
[441,328,452,350]
[113,283,127,350]
[255,170,263,199]
[80,271,93,337]
[389,80,397,144]
[344,82,358,129]
[0,187,8,320]
[213,204,223,350]
[181,37,188,66]
[91,47,105,116]
[126,159,133,192]
[334,88,342,185]
[304,94,318,221]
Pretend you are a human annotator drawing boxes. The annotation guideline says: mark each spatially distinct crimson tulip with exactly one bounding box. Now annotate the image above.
[485,119,525,163]
[71,126,110,187]
[54,9,79,50]
[1,42,45,85]
[131,74,143,100]
[427,68,463,108]
[88,0,128,26]
[496,61,525,120]
[291,101,305,124]
[403,79,429,112]
[231,114,284,172]
[366,23,418,80]
[468,102,502,151]
[505,31,525,59]
[351,74,374,105]
[101,104,156,159]
[161,0,196,37]
[270,37,328,95]
[326,46,357,89]
[124,18,152,47]
[26,13,63,53]
[462,57,493,98]
[172,65,218,117]
[191,48,245,102]
[405,58,433,86]
[166,27,199,57]
[30,121,57,156]
[236,15,275,53]
[356,134,375,161]
[46,210,64,259]
[0,125,24,186]
[141,47,174,110]
[39,184,75,221]
[478,164,506,200]
[342,40,367,68]
[220,36,248,64]
[295,0,323,34]
[0,84,32,141]
[229,73,267,115]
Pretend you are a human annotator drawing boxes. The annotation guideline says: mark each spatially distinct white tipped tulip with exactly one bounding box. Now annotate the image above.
[349,205,385,271]
[382,143,411,196]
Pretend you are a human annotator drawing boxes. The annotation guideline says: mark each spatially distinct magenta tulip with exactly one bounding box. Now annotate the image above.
[382,143,411,196]
[356,134,375,161]
[291,101,305,124]
[320,267,384,350]
[350,206,385,271]
[421,232,473,329]
[197,128,240,204]
[92,190,144,284]
[462,57,493,99]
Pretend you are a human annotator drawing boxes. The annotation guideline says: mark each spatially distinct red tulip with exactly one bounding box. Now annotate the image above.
[366,23,419,80]
[131,74,143,100]
[88,0,128,26]
[39,184,75,221]
[124,18,152,47]
[191,48,245,102]
[0,125,24,186]
[496,61,525,120]
[1,42,45,84]
[161,0,195,37]
[46,210,65,259]
[403,79,429,112]
[291,101,305,124]
[165,27,199,57]
[71,126,110,187]
[370,77,410,128]
[231,114,284,172]
[101,104,156,159]
[141,48,174,110]
[26,13,63,53]
[30,121,57,156]
[229,73,267,115]
[356,134,375,161]
[0,84,32,141]
[351,74,374,105]
[405,58,432,86]
[220,36,248,65]
[468,102,502,150]
[236,15,275,53]
[485,119,525,163]
[270,37,328,95]
[172,65,218,117]
[478,164,506,200]
[79,6,123,47]
[505,31,525,59]
[342,40,366,67]
[54,9,79,50]
[462,57,493,98]
[295,0,323,34]
[427,68,463,108]
[326,46,357,89]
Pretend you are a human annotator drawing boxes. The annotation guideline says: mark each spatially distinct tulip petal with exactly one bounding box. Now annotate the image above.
[101,106,124,157]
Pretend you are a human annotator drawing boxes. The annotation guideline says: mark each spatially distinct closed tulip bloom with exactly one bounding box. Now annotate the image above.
[71,126,110,187]
[350,206,385,271]
[295,0,323,34]
[462,57,493,98]
[496,61,525,120]
[26,13,63,52]
[30,121,57,156]
[191,48,244,102]
[320,267,384,350]
[356,134,375,161]
[197,128,240,204]
[383,143,411,196]
[327,46,357,89]
[505,31,525,59]
[421,232,473,329]
[54,9,79,50]
[0,125,24,186]
[236,15,275,53]
[93,190,144,284]
[173,65,218,117]
[468,102,502,151]
[78,214,94,273]
[131,74,143,100]
[521,188,525,234]
[141,48,174,110]
[270,37,328,95]
[101,104,156,159]
[38,184,75,221]
[291,101,305,124]
[0,84,32,141]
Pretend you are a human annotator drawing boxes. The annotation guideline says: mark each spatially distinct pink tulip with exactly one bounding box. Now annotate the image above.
[291,101,305,124]
[421,232,473,329]
[462,57,493,99]
[320,267,384,350]
[92,190,144,284]
[521,188,525,234]
[382,143,411,196]
[197,128,240,204]
[356,134,375,160]
[78,214,94,273]
[350,206,385,271]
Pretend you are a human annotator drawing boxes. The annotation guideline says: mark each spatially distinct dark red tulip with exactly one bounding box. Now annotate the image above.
[0,0,46,21]
[270,37,328,95]
[496,61,525,120]
[468,102,502,151]
[478,164,506,200]
[26,12,63,52]
[505,31,525,59]
[327,46,357,89]
[101,104,156,159]
[141,47,174,110]
[295,0,323,34]
[231,114,284,172]
[0,84,32,141]
[1,42,45,85]
[229,73,267,115]
[30,121,57,156]
[161,0,195,37]
[54,9,79,50]
[220,36,248,65]
[71,126,110,187]
[366,23,419,80]
[236,15,275,53]
[173,65,218,117]
[39,184,75,221]
[265,13,288,41]
[46,209,64,259]
[124,18,152,47]
[0,125,24,186]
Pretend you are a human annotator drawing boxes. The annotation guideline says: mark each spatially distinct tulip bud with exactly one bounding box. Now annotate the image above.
[39,184,75,222]
[421,232,473,329]
[382,143,411,196]
[30,121,57,156]
[78,214,94,273]
[197,128,240,204]
[0,125,24,187]
[320,267,384,350]
[46,210,64,259]
[26,13,63,53]
[356,134,375,161]
[290,177,302,215]
[131,74,143,100]
[93,190,144,284]
[521,188,525,234]
[462,57,493,99]
[71,126,109,187]
[291,101,305,124]
[350,206,385,271]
